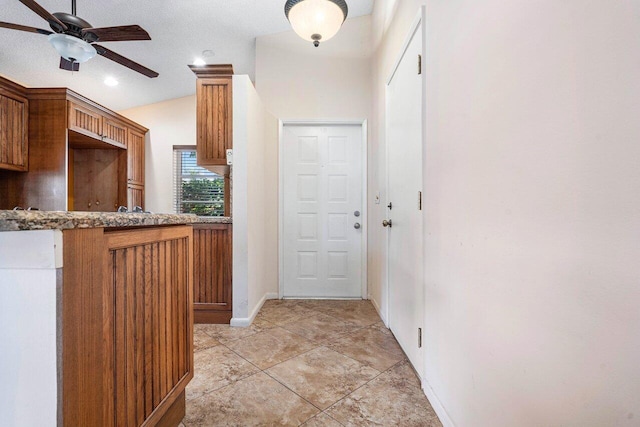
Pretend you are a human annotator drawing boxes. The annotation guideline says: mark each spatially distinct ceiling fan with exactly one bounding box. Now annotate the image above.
[0,0,158,78]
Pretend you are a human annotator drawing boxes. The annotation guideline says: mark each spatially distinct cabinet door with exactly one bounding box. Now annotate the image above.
[105,227,193,426]
[127,129,145,186]
[0,90,28,171]
[68,102,103,139]
[196,77,232,166]
[103,117,128,148]
[127,184,144,210]
[193,223,232,323]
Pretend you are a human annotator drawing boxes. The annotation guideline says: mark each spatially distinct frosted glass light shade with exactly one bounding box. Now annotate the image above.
[285,0,348,46]
[48,34,97,63]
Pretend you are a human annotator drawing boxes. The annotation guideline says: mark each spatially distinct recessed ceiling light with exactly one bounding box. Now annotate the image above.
[104,77,118,87]
[202,50,215,58]
[193,57,206,66]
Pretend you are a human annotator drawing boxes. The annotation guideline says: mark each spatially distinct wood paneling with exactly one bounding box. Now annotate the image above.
[62,225,193,427]
[193,223,232,323]
[62,227,113,427]
[106,226,193,427]
[194,75,233,166]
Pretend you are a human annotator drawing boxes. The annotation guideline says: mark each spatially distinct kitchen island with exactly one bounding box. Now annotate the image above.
[0,211,200,427]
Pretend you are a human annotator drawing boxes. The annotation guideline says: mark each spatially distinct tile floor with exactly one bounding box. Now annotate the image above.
[182,299,442,426]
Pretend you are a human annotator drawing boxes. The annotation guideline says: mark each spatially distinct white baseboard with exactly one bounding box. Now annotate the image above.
[230,292,279,327]
[368,294,387,326]
[422,378,455,427]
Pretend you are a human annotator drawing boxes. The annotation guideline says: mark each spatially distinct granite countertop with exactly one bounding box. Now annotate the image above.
[197,216,232,224]
[0,210,203,231]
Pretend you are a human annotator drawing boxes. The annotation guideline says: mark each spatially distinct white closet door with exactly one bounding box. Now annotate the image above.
[386,21,425,377]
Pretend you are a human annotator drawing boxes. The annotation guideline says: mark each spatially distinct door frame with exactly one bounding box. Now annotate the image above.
[278,119,368,299]
[383,7,426,329]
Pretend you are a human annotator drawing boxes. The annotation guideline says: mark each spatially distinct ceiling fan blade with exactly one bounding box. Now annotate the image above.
[94,45,158,78]
[0,21,52,35]
[82,25,151,42]
[60,57,79,71]
[18,0,67,31]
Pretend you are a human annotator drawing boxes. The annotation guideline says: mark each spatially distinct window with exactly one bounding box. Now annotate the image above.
[173,146,225,216]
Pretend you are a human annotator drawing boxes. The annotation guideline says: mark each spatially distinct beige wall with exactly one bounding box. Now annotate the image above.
[232,76,279,323]
[255,16,372,120]
[120,95,196,214]
[371,0,640,426]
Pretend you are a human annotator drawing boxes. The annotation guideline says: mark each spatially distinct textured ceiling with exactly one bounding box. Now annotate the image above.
[0,0,374,110]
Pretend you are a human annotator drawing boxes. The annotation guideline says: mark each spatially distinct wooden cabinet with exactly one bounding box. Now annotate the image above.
[62,225,193,426]
[0,82,148,211]
[69,147,127,212]
[127,128,145,185]
[0,79,28,172]
[193,223,233,323]
[127,128,145,209]
[190,65,233,167]
[128,184,145,210]
[103,117,128,147]
[68,101,103,140]
[68,101,128,149]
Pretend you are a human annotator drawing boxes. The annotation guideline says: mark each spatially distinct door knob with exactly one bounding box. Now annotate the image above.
[354,222,361,229]
[382,219,392,228]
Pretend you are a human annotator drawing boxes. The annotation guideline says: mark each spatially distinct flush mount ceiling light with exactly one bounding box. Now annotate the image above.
[104,76,118,87]
[285,0,348,47]
[48,33,96,63]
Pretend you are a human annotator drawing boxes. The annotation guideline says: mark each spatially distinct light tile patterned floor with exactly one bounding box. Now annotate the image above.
[182,300,442,427]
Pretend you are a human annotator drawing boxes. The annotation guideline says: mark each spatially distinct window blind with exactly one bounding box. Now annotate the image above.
[173,147,224,216]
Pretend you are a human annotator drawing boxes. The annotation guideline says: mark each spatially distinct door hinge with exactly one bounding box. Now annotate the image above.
[418,54,422,75]
[418,327,422,348]
[418,191,422,210]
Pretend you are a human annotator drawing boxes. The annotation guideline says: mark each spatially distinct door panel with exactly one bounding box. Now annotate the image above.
[387,23,424,377]
[283,125,363,298]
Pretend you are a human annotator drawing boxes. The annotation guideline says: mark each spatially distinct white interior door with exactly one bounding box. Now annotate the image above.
[283,124,363,298]
[386,21,424,377]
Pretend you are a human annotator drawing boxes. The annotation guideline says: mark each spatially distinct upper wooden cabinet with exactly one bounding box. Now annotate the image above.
[0,82,148,212]
[190,64,233,167]
[127,128,145,210]
[127,128,145,185]
[68,101,128,149]
[68,101,103,141]
[103,117,128,147]
[0,78,29,172]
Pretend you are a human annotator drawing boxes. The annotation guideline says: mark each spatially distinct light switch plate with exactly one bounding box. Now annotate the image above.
[226,149,233,165]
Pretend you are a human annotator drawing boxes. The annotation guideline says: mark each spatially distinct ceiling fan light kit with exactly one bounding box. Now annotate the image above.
[284,0,348,47]
[48,33,96,63]
[0,0,158,77]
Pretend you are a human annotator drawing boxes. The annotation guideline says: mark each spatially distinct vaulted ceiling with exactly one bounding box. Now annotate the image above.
[0,0,374,110]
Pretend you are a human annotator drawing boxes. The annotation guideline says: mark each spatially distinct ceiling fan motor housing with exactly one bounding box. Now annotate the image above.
[50,12,96,41]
